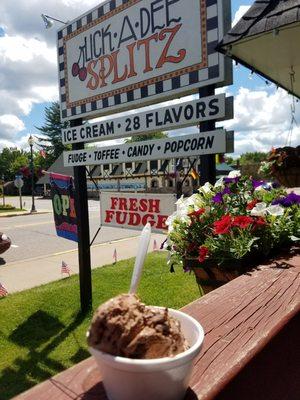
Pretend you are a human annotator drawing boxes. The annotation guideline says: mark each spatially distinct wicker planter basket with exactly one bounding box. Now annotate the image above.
[183,258,242,295]
[273,167,300,188]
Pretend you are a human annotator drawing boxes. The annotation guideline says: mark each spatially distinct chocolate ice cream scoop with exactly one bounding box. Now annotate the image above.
[87,294,188,359]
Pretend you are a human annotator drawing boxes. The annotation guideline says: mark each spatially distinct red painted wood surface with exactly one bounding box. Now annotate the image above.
[14,250,300,400]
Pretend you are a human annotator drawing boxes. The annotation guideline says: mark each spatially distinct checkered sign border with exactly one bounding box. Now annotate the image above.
[57,0,227,121]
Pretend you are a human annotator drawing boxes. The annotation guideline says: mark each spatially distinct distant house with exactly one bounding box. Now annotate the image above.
[38,154,234,197]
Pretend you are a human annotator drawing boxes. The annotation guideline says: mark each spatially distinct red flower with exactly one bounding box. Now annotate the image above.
[188,208,205,219]
[232,216,254,229]
[246,199,258,210]
[253,216,267,229]
[213,215,232,235]
[198,246,209,263]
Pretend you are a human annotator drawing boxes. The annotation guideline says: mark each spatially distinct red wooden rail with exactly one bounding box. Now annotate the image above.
[14,249,300,400]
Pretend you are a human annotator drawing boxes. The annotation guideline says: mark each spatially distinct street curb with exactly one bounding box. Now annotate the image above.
[0,211,52,218]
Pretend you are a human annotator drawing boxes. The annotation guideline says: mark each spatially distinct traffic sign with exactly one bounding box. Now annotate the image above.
[14,177,24,189]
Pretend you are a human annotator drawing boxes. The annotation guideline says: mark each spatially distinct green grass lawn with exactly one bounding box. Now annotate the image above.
[0,205,24,213]
[0,252,200,399]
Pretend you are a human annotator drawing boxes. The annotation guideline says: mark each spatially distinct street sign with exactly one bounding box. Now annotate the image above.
[14,177,24,189]
[57,0,231,121]
[100,192,176,233]
[63,129,234,167]
[62,94,233,145]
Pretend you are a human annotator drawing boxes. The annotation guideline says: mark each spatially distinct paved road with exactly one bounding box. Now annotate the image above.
[1,196,139,264]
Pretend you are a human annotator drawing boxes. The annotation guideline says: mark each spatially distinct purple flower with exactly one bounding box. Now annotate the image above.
[224,177,239,184]
[222,187,231,195]
[272,192,300,207]
[252,179,265,189]
[212,193,223,203]
[272,181,281,189]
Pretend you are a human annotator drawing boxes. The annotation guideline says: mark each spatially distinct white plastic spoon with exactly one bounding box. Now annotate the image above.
[129,223,152,294]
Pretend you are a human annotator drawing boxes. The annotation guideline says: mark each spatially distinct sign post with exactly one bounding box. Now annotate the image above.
[14,175,24,210]
[0,179,4,206]
[199,86,217,185]
[71,119,92,312]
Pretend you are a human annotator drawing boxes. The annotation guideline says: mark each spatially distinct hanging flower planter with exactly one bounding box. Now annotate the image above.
[260,146,300,188]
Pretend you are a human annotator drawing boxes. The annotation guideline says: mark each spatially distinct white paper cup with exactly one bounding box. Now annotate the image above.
[89,307,204,400]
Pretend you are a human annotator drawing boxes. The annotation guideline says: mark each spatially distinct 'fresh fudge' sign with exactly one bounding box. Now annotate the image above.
[58,0,229,121]
[100,192,176,232]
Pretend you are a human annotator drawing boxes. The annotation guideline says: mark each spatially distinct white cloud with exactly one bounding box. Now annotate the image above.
[0,0,101,146]
[0,114,25,140]
[232,5,251,27]
[221,87,300,155]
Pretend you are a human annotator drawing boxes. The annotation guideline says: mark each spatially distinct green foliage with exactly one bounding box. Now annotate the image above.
[239,152,268,165]
[124,131,167,143]
[0,252,200,399]
[238,152,269,179]
[0,148,29,181]
[35,102,69,168]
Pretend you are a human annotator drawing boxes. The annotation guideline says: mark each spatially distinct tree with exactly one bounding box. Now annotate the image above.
[36,101,69,168]
[239,152,268,165]
[124,131,168,143]
[0,148,29,181]
[239,152,268,179]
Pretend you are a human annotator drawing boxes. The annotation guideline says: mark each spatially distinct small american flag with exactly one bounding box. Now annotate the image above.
[39,149,46,159]
[0,282,8,297]
[153,239,158,251]
[61,261,71,276]
[113,248,117,264]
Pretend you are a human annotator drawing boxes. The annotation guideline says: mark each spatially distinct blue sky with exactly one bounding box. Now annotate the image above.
[0,0,299,155]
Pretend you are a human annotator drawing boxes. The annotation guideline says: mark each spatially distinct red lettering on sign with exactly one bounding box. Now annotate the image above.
[105,210,114,223]
[128,212,140,226]
[156,24,186,69]
[139,198,148,212]
[85,24,185,91]
[110,197,118,209]
[116,211,126,224]
[129,198,138,211]
[156,214,168,230]
[148,199,160,213]
[142,214,155,226]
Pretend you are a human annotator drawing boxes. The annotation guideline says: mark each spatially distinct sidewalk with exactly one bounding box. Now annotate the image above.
[0,233,166,294]
[0,209,51,217]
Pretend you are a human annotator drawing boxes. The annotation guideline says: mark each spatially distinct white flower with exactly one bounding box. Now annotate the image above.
[228,170,241,178]
[254,185,264,191]
[266,205,285,216]
[250,202,268,216]
[198,182,213,194]
[214,176,224,188]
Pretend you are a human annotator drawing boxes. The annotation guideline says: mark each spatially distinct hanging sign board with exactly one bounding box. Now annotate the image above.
[62,94,233,145]
[50,173,78,242]
[57,0,231,121]
[100,192,176,232]
[64,130,234,167]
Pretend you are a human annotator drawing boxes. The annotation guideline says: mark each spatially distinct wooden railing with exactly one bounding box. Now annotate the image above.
[13,248,300,400]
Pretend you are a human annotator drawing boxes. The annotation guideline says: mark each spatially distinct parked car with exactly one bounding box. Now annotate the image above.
[0,233,11,254]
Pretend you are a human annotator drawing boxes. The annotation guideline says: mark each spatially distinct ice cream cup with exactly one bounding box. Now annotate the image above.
[89,307,204,400]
